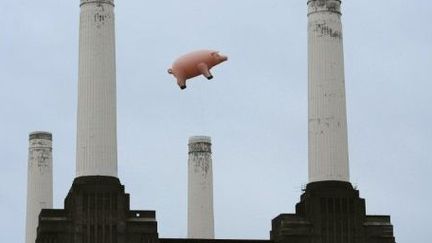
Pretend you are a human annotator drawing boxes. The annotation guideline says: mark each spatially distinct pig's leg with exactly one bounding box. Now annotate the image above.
[176,77,187,90]
[197,63,213,80]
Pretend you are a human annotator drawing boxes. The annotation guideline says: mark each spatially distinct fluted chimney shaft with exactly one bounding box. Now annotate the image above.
[76,0,118,177]
[308,0,350,182]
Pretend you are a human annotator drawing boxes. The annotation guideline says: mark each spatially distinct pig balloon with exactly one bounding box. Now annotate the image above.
[168,50,228,89]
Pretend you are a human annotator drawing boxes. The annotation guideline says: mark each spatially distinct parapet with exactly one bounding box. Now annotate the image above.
[307,0,341,15]
[29,131,52,141]
[188,136,212,153]
[80,0,114,7]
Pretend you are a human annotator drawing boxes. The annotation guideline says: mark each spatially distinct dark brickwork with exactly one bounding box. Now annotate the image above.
[271,181,395,243]
[36,176,158,243]
[36,178,395,243]
[161,239,271,243]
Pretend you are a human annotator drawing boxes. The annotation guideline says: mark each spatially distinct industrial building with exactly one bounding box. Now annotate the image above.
[31,0,396,242]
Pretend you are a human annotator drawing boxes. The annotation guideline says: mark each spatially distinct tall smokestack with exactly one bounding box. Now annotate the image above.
[269,2,396,242]
[188,136,215,239]
[76,0,118,177]
[25,132,53,243]
[308,0,350,182]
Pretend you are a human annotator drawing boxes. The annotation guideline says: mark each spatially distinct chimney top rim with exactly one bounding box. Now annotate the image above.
[188,136,211,144]
[29,131,52,140]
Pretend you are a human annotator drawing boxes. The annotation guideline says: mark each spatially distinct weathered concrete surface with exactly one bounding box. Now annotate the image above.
[307,0,350,182]
[25,132,53,243]
[76,0,118,177]
[188,136,215,239]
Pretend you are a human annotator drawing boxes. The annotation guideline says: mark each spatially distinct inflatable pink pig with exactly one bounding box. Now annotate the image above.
[168,50,228,89]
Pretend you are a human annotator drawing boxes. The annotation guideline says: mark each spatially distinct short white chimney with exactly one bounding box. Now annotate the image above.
[187,136,215,239]
[25,132,53,243]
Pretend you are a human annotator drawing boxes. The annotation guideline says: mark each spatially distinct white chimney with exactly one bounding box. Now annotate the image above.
[187,136,215,239]
[308,0,350,182]
[25,132,53,243]
[76,0,118,177]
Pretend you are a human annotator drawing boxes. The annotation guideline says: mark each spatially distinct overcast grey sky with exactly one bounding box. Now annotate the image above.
[1,0,431,242]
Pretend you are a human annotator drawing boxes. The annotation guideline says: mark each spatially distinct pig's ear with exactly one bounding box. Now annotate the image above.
[211,51,219,57]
